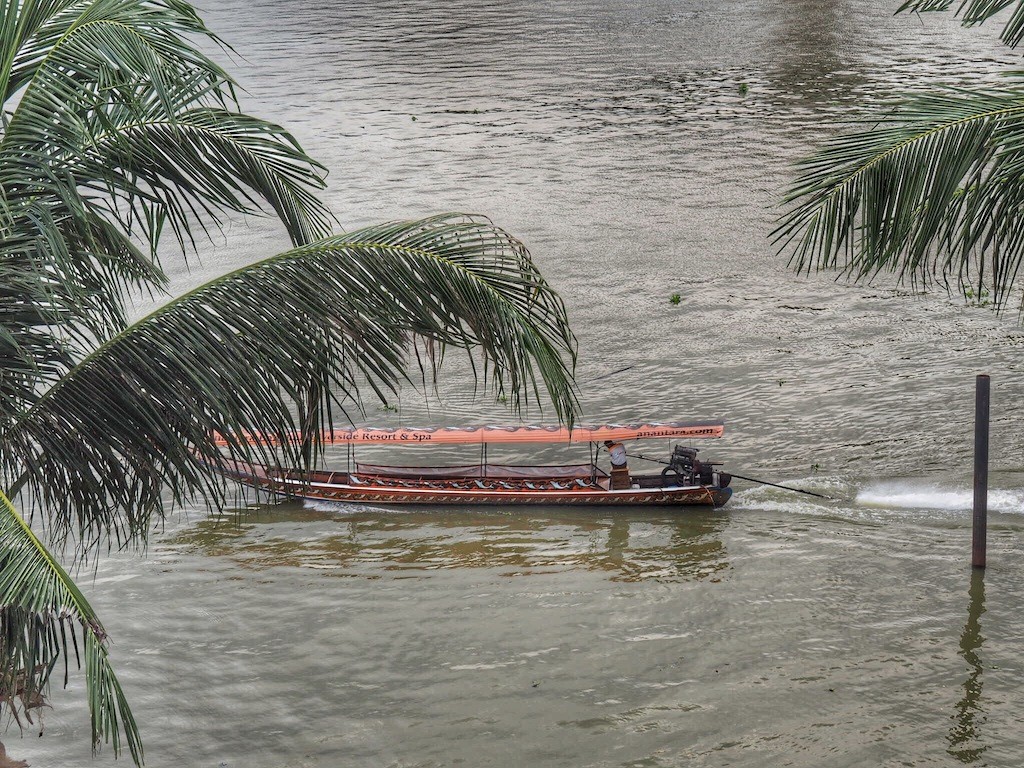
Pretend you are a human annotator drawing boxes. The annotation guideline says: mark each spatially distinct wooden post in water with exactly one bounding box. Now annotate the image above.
[972,375,990,569]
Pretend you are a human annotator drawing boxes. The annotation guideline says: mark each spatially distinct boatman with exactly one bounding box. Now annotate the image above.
[604,440,631,490]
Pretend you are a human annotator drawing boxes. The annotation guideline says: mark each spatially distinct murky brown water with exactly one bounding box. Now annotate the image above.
[17,1,1024,765]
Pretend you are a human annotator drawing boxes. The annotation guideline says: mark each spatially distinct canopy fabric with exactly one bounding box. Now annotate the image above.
[215,421,724,447]
[356,463,603,480]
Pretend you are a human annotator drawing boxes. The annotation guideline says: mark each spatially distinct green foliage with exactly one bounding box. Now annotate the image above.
[898,0,1024,48]
[776,1,1024,310]
[0,490,140,763]
[965,286,992,307]
[6,214,578,551]
[670,293,682,304]
[0,0,578,762]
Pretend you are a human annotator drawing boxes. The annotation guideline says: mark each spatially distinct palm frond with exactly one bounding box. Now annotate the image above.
[1,214,579,551]
[898,0,1024,47]
[774,87,1024,306]
[0,0,330,415]
[0,182,172,421]
[2,0,330,251]
[0,0,83,102]
[0,489,140,764]
[4,0,223,108]
[79,104,332,248]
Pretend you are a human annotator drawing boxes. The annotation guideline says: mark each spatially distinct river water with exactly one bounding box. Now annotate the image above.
[18,1,1024,766]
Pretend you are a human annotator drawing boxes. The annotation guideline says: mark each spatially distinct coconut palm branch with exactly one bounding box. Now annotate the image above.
[898,0,1024,47]
[0,2,579,762]
[0,489,140,764]
[775,85,1024,307]
[776,0,1024,301]
[0,0,331,393]
[2,214,579,552]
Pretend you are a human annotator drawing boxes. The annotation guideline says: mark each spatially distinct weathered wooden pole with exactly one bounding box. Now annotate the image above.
[972,375,990,569]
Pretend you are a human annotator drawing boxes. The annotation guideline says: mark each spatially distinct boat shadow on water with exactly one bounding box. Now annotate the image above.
[167,501,732,583]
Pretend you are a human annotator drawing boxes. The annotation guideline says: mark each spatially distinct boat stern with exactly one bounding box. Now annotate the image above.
[709,485,733,508]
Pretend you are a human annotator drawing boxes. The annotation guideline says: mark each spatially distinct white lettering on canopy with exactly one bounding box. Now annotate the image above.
[214,421,725,447]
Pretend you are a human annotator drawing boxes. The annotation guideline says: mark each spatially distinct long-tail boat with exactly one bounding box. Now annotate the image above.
[216,421,733,508]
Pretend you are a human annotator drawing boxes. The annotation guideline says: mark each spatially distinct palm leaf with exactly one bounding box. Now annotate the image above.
[79,104,332,249]
[774,86,1024,306]
[1,0,330,421]
[0,489,140,764]
[0,0,83,102]
[898,0,1024,47]
[1,0,330,260]
[2,214,579,551]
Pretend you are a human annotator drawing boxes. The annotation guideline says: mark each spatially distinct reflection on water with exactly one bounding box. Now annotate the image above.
[949,569,988,763]
[764,0,861,108]
[169,502,729,583]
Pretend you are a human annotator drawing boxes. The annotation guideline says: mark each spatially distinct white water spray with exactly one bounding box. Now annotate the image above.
[856,481,1024,514]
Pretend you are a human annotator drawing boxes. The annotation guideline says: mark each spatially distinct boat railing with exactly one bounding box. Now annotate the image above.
[354,462,606,481]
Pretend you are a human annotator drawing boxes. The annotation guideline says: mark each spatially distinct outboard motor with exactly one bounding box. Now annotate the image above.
[670,446,697,475]
[662,445,699,486]
[662,445,730,488]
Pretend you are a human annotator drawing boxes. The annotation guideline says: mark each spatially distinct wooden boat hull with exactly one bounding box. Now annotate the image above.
[222,462,732,508]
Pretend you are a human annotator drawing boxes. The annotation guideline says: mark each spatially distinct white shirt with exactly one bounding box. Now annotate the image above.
[608,443,627,466]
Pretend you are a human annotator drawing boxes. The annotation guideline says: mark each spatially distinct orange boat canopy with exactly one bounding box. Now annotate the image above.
[215,421,724,447]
